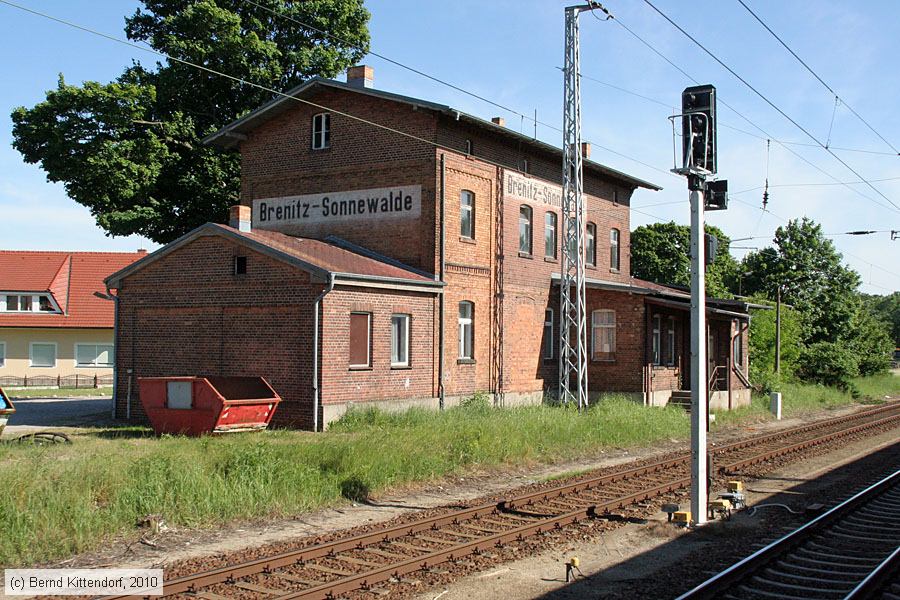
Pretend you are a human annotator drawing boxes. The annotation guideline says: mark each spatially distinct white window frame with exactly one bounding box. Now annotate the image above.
[610,228,620,271]
[29,342,57,368]
[591,309,616,361]
[458,301,474,360]
[519,205,533,255]
[733,327,744,372]
[586,222,597,267]
[544,212,557,259]
[543,309,554,360]
[1,292,60,314]
[390,314,411,368]
[460,190,475,239]
[0,341,5,368]
[75,343,115,368]
[349,312,372,369]
[312,113,331,150]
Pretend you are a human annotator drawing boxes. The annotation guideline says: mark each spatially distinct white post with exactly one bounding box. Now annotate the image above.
[770,392,782,420]
[690,187,708,525]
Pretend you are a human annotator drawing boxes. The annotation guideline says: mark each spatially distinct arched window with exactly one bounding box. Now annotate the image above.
[544,212,557,259]
[610,228,620,271]
[312,113,331,149]
[460,190,475,239]
[519,205,533,255]
[458,301,474,360]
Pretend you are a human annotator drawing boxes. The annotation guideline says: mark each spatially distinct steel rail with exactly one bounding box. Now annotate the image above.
[676,468,900,600]
[100,401,900,600]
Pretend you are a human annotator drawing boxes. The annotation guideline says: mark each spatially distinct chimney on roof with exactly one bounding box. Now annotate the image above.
[581,142,591,160]
[346,65,374,89]
[492,117,505,127]
[137,248,147,255]
[229,205,252,233]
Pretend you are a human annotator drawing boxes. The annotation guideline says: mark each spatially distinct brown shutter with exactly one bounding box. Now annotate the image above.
[349,313,371,367]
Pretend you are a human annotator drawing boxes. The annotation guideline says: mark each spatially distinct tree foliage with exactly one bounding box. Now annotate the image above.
[862,292,900,347]
[740,217,860,344]
[796,341,859,391]
[630,221,739,297]
[11,0,370,243]
[748,297,802,380]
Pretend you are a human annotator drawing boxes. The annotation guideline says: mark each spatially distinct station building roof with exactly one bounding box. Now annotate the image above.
[203,76,661,192]
[105,223,443,293]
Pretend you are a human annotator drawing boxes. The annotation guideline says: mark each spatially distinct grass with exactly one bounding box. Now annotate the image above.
[0,375,896,567]
[5,387,113,399]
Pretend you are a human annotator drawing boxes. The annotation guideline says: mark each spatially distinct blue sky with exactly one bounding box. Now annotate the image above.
[0,0,897,293]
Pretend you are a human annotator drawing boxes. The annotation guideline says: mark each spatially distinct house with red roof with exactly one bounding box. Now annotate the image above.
[0,250,145,387]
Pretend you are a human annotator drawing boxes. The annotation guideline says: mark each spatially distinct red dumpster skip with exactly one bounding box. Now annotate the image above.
[138,376,281,436]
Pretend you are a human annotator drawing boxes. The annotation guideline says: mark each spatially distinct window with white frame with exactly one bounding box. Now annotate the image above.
[651,314,661,365]
[458,301,474,360]
[544,212,557,259]
[311,113,331,149]
[591,310,616,360]
[76,344,114,367]
[348,312,371,368]
[0,342,5,368]
[586,222,597,267]
[460,190,475,239]
[30,342,56,368]
[610,228,621,271]
[519,206,532,254]
[666,316,676,366]
[3,294,57,313]
[543,308,554,360]
[391,314,410,367]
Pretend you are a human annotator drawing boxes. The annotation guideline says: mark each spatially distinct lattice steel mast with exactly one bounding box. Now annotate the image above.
[559,3,598,411]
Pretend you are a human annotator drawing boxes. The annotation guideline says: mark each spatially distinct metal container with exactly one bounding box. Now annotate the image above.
[138,376,281,436]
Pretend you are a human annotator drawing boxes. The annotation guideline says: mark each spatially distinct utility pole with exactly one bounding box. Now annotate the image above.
[775,285,781,375]
[560,3,601,411]
[671,84,726,526]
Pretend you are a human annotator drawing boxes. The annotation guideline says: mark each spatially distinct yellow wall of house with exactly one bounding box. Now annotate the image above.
[0,328,114,380]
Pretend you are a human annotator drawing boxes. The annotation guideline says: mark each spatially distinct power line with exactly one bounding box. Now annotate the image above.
[607,13,895,216]
[735,0,900,156]
[731,176,900,196]
[640,0,900,213]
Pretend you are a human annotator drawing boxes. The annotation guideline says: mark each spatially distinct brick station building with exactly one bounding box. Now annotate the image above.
[108,66,752,429]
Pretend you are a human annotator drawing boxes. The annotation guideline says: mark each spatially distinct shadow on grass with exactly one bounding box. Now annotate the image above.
[83,427,156,439]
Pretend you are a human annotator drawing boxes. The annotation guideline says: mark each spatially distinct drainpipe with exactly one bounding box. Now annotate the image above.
[438,153,446,410]
[104,284,119,419]
[313,273,336,432]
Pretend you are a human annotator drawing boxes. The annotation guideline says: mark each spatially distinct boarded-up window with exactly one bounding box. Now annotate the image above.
[349,312,371,368]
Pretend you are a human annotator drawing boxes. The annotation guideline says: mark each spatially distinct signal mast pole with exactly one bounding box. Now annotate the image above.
[560,3,601,411]
[672,85,726,526]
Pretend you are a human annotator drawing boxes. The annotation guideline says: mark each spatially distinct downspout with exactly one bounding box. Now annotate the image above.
[438,153,446,410]
[105,284,119,419]
[313,273,336,432]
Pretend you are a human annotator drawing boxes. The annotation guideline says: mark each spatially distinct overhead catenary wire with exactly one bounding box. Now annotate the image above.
[607,13,895,215]
[735,0,900,156]
[640,0,900,213]
[2,0,895,290]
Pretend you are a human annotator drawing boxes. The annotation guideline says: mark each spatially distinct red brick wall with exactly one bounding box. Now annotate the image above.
[239,88,438,271]
[114,234,321,428]
[320,287,437,405]
[586,289,647,393]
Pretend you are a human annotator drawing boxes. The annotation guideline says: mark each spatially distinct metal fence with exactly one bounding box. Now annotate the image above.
[0,374,113,389]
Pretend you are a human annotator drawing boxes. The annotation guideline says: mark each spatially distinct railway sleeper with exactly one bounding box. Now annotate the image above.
[748,574,848,597]
[773,559,868,578]
[761,566,859,589]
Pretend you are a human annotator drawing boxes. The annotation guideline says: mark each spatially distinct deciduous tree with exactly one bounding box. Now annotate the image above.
[12,0,370,243]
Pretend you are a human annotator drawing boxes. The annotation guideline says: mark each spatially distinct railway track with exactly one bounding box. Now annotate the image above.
[677,467,900,600]
[105,401,900,600]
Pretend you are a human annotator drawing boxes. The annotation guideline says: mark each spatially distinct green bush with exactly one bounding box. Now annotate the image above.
[459,390,492,411]
[796,341,859,390]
